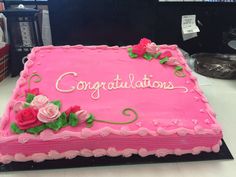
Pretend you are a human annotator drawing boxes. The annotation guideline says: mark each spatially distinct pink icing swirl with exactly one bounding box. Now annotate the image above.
[64,150,79,159]
[122,149,137,157]
[48,150,63,159]
[107,148,120,157]
[93,149,107,157]
[138,148,149,157]
[80,149,93,157]
[0,155,14,164]
[31,153,47,162]
[155,149,172,157]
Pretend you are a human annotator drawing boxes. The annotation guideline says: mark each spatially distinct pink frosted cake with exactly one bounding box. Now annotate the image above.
[0,38,222,164]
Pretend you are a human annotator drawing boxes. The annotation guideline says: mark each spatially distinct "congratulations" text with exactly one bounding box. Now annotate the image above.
[55,72,188,99]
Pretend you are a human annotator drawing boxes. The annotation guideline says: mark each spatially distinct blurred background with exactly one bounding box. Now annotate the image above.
[0,0,235,78]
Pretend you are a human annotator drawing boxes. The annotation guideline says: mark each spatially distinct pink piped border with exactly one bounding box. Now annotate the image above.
[0,126,221,144]
[173,46,219,125]
[0,140,222,164]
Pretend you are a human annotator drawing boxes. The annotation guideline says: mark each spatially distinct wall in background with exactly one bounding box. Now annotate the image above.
[48,0,236,54]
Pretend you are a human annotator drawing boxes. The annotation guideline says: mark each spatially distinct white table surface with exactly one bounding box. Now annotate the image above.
[0,73,235,177]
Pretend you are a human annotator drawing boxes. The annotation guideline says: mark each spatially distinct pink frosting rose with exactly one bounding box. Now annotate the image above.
[132,44,146,56]
[25,88,40,96]
[16,107,42,130]
[13,101,24,113]
[31,95,49,109]
[166,57,180,66]
[37,103,61,123]
[65,105,81,117]
[131,38,152,56]
[159,51,172,59]
[76,110,89,123]
[146,42,159,55]
[139,38,151,47]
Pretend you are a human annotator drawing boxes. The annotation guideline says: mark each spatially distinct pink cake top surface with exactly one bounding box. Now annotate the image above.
[0,44,222,141]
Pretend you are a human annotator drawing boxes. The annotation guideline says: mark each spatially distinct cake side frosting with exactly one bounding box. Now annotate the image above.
[0,140,222,164]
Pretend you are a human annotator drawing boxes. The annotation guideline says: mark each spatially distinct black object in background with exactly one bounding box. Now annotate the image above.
[156,2,236,54]
[2,6,43,76]
[48,0,236,54]
[3,0,48,9]
[193,53,236,79]
[48,0,157,46]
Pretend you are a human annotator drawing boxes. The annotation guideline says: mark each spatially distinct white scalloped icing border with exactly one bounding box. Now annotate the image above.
[0,140,222,164]
[0,44,222,143]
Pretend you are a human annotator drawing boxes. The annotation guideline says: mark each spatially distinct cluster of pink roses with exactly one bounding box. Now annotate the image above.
[14,94,61,130]
[130,38,182,67]
[159,51,181,66]
[13,89,89,131]
[128,38,185,77]
[132,38,159,56]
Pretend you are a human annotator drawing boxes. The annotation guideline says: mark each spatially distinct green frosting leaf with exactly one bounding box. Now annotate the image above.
[129,52,138,58]
[57,112,67,127]
[160,57,169,64]
[23,103,30,108]
[46,112,67,131]
[143,53,152,60]
[175,66,183,71]
[26,93,35,103]
[86,114,95,128]
[68,113,79,127]
[51,100,61,109]
[128,48,138,58]
[154,52,161,59]
[46,121,60,131]
[11,123,24,134]
[26,124,47,134]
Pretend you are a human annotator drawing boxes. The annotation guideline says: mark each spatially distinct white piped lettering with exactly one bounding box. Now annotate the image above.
[55,72,188,99]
